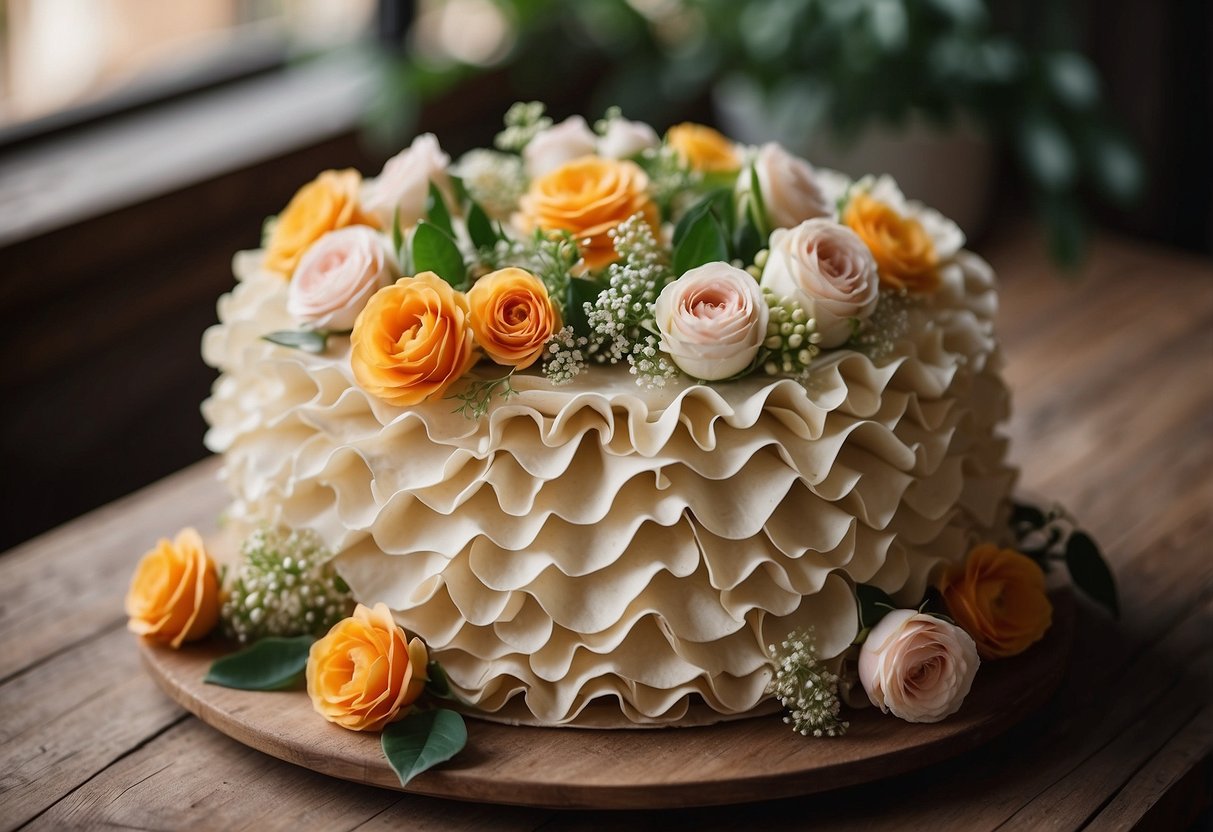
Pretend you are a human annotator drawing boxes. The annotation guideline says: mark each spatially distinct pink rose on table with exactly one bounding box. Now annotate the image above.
[287,226,397,331]
[654,262,769,380]
[523,115,597,177]
[858,609,980,723]
[361,133,452,228]
[762,219,879,348]
[598,117,660,160]
[748,143,831,230]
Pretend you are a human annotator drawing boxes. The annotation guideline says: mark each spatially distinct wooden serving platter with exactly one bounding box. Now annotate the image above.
[139,591,1073,810]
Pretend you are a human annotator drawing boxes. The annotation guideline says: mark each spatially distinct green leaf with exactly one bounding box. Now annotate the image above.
[262,330,329,354]
[425,181,454,238]
[747,165,772,237]
[204,635,314,691]
[424,661,459,701]
[565,276,602,336]
[381,709,468,786]
[411,221,466,287]
[673,188,730,248]
[733,196,764,265]
[855,583,897,634]
[391,207,404,263]
[466,200,499,250]
[673,209,729,276]
[1065,531,1119,619]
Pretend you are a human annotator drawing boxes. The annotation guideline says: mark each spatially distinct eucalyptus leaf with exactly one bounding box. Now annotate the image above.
[672,210,729,276]
[204,635,314,691]
[262,330,329,354]
[411,221,466,287]
[855,583,897,632]
[381,709,468,786]
[565,276,602,336]
[1065,531,1119,619]
[466,201,499,250]
[425,181,454,238]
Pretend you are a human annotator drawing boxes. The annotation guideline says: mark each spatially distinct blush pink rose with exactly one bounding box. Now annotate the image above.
[287,226,396,331]
[858,609,980,723]
[523,116,598,177]
[361,133,452,229]
[653,262,769,380]
[598,117,659,160]
[762,218,880,347]
[749,142,831,230]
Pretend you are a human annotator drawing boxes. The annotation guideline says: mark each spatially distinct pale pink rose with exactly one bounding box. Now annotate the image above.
[654,262,769,380]
[748,143,831,230]
[597,117,659,160]
[858,609,980,724]
[361,133,451,228]
[762,218,879,347]
[287,226,396,331]
[524,116,597,177]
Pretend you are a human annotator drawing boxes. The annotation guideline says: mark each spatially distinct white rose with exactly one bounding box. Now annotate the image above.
[762,218,880,347]
[654,262,769,380]
[746,143,831,230]
[597,117,659,160]
[287,226,396,331]
[858,609,980,724]
[523,116,597,177]
[361,133,451,229]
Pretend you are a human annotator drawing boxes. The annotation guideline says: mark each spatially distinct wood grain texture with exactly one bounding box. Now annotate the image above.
[134,593,1073,811]
[2,227,1211,830]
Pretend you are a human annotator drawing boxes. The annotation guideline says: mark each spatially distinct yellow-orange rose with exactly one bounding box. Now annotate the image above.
[937,544,1053,659]
[125,528,220,648]
[466,267,561,369]
[351,272,479,407]
[843,193,940,292]
[306,602,429,731]
[666,123,740,173]
[265,169,379,277]
[518,157,658,270]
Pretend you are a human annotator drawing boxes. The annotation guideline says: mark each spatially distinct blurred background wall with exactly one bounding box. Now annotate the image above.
[0,0,1208,550]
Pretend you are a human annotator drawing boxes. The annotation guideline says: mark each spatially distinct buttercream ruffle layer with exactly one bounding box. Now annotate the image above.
[202,250,1015,726]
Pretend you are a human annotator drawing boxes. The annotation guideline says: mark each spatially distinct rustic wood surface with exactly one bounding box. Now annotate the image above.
[2,227,1211,829]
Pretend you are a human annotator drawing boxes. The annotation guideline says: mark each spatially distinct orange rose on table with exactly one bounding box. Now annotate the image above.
[351,272,479,407]
[665,123,740,173]
[466,267,561,370]
[125,528,220,648]
[843,193,940,293]
[937,544,1053,659]
[265,169,379,277]
[306,602,429,732]
[518,157,658,270]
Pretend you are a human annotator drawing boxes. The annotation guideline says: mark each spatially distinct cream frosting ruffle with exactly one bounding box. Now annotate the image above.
[202,247,1015,726]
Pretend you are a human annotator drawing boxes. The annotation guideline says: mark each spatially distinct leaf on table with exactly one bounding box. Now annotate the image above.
[381,708,468,786]
[204,635,315,691]
[1065,530,1120,618]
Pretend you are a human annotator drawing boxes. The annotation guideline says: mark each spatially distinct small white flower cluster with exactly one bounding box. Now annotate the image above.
[767,627,849,738]
[627,333,678,388]
[543,325,588,386]
[221,527,353,643]
[761,287,822,379]
[852,289,914,362]
[455,149,527,221]
[645,144,700,215]
[585,213,670,367]
[494,101,552,153]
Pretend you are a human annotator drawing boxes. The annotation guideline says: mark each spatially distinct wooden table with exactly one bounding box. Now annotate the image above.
[3,228,1211,831]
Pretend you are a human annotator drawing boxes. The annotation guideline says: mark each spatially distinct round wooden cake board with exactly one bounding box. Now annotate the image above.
[140,591,1073,810]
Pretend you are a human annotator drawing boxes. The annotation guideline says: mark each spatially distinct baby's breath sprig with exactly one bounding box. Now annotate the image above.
[852,289,914,362]
[532,230,582,306]
[760,285,821,379]
[767,627,849,738]
[221,527,353,643]
[585,213,672,367]
[543,325,588,386]
[640,144,700,219]
[495,101,552,153]
[628,333,678,389]
[455,149,527,220]
[448,370,518,419]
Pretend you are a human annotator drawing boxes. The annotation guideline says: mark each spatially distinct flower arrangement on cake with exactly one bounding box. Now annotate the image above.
[127,103,1117,785]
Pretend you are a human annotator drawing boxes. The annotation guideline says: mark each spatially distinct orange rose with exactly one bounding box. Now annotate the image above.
[351,272,479,407]
[842,193,940,292]
[666,123,740,173]
[264,169,379,277]
[306,602,429,731]
[125,528,220,648]
[466,267,562,369]
[937,544,1053,659]
[518,157,658,270]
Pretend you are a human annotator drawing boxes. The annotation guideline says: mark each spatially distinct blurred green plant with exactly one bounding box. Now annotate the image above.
[372,0,1143,266]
